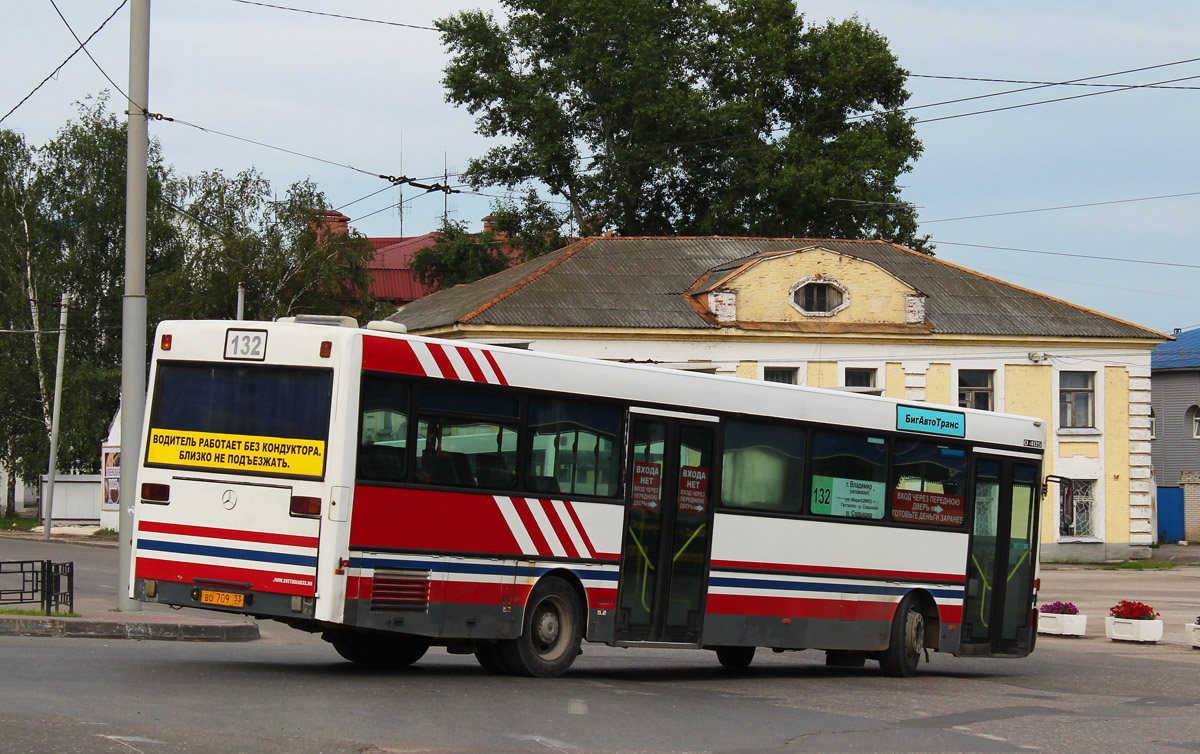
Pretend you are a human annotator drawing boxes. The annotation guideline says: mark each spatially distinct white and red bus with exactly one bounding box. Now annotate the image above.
[131,318,1048,677]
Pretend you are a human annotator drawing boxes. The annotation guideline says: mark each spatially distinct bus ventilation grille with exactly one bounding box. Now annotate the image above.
[370,568,431,613]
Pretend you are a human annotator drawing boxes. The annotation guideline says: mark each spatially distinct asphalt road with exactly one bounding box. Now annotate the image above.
[3,536,1199,753]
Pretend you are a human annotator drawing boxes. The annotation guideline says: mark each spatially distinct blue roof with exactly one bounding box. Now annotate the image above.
[1153,328,1200,370]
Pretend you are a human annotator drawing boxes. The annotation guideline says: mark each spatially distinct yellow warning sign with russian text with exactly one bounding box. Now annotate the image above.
[146,428,325,478]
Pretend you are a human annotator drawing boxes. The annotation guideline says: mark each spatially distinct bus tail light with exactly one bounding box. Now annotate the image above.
[160,334,172,351]
[141,483,170,504]
[290,496,322,517]
[319,341,332,358]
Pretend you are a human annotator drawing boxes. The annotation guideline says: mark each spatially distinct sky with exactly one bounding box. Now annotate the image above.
[4,1,1198,336]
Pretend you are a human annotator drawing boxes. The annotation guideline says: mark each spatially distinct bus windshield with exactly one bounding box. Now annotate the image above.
[145,362,333,479]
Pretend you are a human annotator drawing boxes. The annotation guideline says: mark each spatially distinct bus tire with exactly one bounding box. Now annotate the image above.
[329,632,428,669]
[879,595,924,678]
[500,577,583,678]
[474,643,511,674]
[715,646,755,669]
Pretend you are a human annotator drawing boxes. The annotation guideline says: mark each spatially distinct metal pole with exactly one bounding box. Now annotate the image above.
[118,0,150,611]
[236,283,245,320]
[42,293,69,541]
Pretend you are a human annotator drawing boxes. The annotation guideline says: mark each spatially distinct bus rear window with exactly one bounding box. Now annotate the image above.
[145,362,332,478]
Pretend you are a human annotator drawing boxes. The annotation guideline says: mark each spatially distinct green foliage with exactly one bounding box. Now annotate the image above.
[411,218,512,290]
[157,169,384,323]
[0,94,385,494]
[488,189,567,263]
[439,0,929,250]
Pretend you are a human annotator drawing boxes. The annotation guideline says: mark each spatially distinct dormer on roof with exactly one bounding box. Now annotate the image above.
[685,245,929,332]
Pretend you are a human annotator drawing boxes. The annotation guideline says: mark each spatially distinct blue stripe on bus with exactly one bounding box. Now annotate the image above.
[350,556,619,581]
[138,538,318,568]
[708,575,962,599]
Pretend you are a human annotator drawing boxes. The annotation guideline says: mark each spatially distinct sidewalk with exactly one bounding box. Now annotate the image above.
[0,528,259,642]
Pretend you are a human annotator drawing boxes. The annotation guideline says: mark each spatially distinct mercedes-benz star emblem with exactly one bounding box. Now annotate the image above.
[221,490,237,510]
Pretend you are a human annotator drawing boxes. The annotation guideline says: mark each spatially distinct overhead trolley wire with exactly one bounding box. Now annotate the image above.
[1,0,129,125]
[47,0,132,105]
[227,0,437,30]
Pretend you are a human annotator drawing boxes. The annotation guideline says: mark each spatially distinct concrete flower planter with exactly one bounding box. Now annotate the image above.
[1105,616,1163,643]
[1186,623,1200,648]
[1038,613,1087,636]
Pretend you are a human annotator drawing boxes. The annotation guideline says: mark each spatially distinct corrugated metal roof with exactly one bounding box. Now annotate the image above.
[390,237,1164,340]
[1153,328,1198,369]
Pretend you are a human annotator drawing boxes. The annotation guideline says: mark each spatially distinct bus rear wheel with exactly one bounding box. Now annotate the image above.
[715,646,755,669]
[879,595,924,677]
[328,631,429,669]
[500,577,583,678]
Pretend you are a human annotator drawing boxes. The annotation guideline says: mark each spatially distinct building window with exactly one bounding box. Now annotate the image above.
[1059,371,1095,428]
[764,367,798,385]
[789,277,849,317]
[958,370,994,411]
[1193,415,1200,439]
[1149,408,1156,440]
[1060,479,1095,538]
[844,368,876,388]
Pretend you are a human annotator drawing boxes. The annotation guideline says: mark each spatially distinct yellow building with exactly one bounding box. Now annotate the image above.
[392,237,1167,561]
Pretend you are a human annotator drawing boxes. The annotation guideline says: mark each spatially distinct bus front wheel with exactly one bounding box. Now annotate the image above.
[500,577,583,678]
[879,595,924,677]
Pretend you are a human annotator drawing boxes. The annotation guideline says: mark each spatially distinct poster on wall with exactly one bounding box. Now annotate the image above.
[101,447,120,512]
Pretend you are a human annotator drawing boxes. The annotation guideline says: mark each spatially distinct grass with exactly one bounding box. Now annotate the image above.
[1100,559,1178,570]
[0,608,79,618]
[0,515,39,532]
[93,528,118,536]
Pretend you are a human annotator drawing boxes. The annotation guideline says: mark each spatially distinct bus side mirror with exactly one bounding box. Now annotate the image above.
[1043,474,1073,506]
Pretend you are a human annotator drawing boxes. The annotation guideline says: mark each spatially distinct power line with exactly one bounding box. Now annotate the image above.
[227,0,437,31]
[923,191,1200,224]
[916,71,1200,125]
[911,72,1200,91]
[932,240,1200,270]
[47,0,131,105]
[155,114,459,195]
[0,0,128,125]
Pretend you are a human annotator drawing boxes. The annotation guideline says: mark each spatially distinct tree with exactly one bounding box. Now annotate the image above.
[488,189,568,263]
[411,218,511,291]
[0,96,183,486]
[158,169,383,323]
[438,0,929,250]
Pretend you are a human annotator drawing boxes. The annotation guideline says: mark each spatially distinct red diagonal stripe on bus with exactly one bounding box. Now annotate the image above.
[540,499,579,559]
[138,520,318,549]
[426,343,460,380]
[456,347,488,383]
[361,335,426,376]
[710,559,965,584]
[481,350,508,386]
[512,498,551,557]
[561,501,595,559]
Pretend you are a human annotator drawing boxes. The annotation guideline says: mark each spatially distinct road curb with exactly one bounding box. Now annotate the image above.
[0,615,260,642]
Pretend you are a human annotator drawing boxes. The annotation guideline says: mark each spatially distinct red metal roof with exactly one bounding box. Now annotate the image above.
[367,232,439,302]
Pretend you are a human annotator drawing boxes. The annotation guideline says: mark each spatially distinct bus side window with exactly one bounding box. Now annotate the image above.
[358,376,409,484]
[526,397,621,498]
[809,430,887,520]
[891,441,967,527]
[720,419,805,513]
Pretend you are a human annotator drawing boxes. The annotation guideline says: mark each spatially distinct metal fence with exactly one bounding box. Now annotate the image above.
[0,560,74,615]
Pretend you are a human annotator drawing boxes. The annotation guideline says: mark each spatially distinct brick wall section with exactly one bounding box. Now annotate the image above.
[1182,471,1200,541]
[1126,369,1154,546]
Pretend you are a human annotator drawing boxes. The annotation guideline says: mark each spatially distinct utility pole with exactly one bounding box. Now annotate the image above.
[118,0,150,611]
[236,283,245,320]
[42,293,68,541]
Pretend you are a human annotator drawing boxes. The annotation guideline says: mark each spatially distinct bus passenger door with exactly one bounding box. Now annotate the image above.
[962,455,1041,654]
[615,414,716,644]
